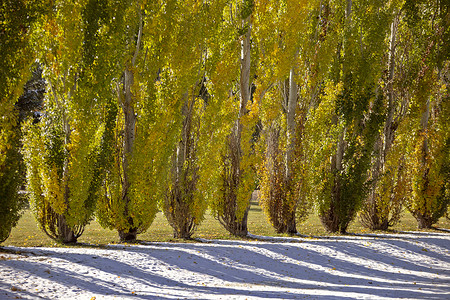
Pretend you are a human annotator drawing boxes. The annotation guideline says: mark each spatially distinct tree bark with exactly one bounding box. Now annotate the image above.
[321,0,352,234]
[416,212,433,229]
[237,15,251,140]
[118,11,142,242]
[223,14,252,237]
[286,67,297,180]
[384,14,400,159]
[177,93,192,182]
[361,13,401,231]
[412,97,432,229]
[57,214,77,244]
[234,15,252,236]
[49,77,80,243]
[167,93,197,239]
[285,67,298,234]
[346,0,352,23]
[118,67,138,242]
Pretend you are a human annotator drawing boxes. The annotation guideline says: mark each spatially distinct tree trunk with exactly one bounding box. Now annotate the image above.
[118,227,138,242]
[286,67,297,180]
[239,17,251,123]
[57,214,77,244]
[361,14,401,231]
[321,0,353,234]
[117,13,143,242]
[284,68,298,234]
[177,94,192,183]
[166,93,198,239]
[219,14,251,237]
[346,0,352,23]
[415,212,433,229]
[118,67,138,242]
[384,14,399,159]
[233,14,252,236]
[324,0,350,232]
[54,76,79,244]
[411,98,432,230]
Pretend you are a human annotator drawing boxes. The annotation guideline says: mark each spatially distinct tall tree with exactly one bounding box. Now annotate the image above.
[96,0,197,241]
[22,0,109,243]
[162,0,224,239]
[400,0,449,228]
[254,0,312,234]
[96,0,158,242]
[0,0,47,242]
[305,0,389,233]
[359,4,407,231]
[210,0,257,237]
[360,0,449,230]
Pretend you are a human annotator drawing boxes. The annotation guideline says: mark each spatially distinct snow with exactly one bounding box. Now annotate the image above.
[1,231,449,299]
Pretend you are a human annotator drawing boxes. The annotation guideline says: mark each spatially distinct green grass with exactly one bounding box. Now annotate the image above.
[4,201,449,248]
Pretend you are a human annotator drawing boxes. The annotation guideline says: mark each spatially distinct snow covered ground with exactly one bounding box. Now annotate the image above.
[1,231,449,299]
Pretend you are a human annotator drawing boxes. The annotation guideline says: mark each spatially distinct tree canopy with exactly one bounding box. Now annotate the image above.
[1,0,448,243]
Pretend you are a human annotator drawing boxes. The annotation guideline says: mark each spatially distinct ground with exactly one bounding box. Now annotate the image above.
[1,231,449,299]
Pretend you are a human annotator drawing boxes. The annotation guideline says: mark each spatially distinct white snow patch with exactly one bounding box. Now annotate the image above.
[1,232,449,299]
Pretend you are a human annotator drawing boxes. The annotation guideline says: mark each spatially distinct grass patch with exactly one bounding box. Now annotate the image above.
[4,200,449,247]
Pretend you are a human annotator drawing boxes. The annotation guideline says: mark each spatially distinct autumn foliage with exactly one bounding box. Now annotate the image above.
[1,0,449,244]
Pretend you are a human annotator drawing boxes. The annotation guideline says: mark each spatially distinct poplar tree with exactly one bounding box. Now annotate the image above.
[162,0,219,239]
[96,0,161,242]
[0,0,46,242]
[96,0,198,241]
[359,4,406,231]
[399,0,449,228]
[209,0,258,237]
[305,0,388,233]
[358,0,448,230]
[22,0,109,243]
[254,0,312,234]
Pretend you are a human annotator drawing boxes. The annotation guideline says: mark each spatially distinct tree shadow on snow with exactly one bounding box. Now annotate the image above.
[0,232,449,299]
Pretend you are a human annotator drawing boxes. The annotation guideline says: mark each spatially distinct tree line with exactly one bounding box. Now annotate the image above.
[1,0,448,244]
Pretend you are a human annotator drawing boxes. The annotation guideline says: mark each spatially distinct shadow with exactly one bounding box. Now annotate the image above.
[432,227,450,233]
[0,231,449,299]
